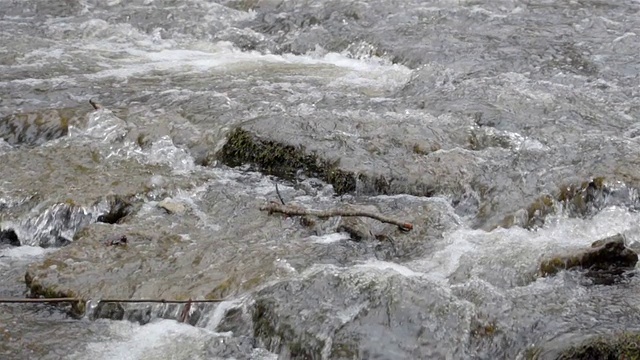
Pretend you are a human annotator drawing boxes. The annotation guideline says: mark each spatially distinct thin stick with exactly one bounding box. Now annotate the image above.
[0,298,225,304]
[260,203,413,231]
[275,182,286,205]
[89,99,103,110]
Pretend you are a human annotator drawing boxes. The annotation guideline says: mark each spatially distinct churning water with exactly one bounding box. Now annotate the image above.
[1,0,640,359]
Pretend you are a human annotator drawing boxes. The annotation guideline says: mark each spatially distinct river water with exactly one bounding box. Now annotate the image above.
[1,0,640,359]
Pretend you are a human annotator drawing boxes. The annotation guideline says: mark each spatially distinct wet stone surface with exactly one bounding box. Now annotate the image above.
[2,0,640,359]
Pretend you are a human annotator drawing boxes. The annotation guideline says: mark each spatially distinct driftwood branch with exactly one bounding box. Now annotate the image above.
[260,202,413,231]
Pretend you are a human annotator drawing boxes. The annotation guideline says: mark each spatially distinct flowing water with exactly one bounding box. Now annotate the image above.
[1,0,640,359]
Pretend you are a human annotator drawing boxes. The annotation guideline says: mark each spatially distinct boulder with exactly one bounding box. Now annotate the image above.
[528,332,640,360]
[157,198,187,215]
[538,234,638,282]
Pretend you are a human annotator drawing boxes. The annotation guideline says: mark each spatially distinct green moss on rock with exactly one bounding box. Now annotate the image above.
[538,234,638,278]
[219,128,358,195]
[502,177,611,230]
[533,332,640,360]
[25,271,85,316]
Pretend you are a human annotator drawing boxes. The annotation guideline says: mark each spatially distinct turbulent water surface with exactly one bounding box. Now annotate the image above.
[1,0,640,359]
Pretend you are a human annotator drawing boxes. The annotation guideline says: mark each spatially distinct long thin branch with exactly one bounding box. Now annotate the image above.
[260,203,413,231]
[0,297,225,304]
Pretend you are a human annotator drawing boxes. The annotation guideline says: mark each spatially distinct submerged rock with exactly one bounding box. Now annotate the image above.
[528,332,640,360]
[556,333,640,360]
[500,177,637,230]
[219,127,361,195]
[247,266,472,359]
[336,216,373,241]
[0,107,90,146]
[157,198,187,215]
[538,234,638,282]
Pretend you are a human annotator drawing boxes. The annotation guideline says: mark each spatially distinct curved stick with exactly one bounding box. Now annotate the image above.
[260,202,413,231]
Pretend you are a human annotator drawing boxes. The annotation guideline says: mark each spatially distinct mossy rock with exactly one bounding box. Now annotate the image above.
[501,177,611,230]
[218,127,407,196]
[0,107,89,146]
[555,333,640,360]
[24,271,85,316]
[538,234,638,279]
[528,332,640,360]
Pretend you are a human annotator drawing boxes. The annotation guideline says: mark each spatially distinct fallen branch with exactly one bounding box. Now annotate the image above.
[260,202,413,231]
[275,182,286,205]
[0,297,225,304]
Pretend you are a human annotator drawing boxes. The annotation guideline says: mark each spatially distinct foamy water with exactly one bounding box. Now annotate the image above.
[3,0,640,358]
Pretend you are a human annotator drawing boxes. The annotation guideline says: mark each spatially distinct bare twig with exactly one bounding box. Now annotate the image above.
[275,182,286,205]
[0,297,225,304]
[260,203,413,231]
[89,99,103,110]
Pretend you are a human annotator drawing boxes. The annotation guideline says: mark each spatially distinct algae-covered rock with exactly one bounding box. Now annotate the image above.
[500,177,617,230]
[538,234,638,280]
[0,107,90,146]
[555,333,640,360]
[528,332,640,360]
[219,127,358,195]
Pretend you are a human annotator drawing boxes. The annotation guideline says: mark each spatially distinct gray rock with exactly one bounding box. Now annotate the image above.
[539,234,638,284]
[158,198,187,215]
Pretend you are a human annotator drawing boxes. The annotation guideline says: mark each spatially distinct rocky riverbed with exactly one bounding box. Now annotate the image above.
[2,0,640,359]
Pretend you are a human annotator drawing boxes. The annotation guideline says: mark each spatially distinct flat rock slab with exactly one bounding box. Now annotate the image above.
[217,113,640,229]
[24,188,453,317]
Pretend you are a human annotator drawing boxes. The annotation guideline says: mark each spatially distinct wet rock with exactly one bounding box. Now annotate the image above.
[0,140,192,214]
[500,177,636,230]
[0,107,89,146]
[0,229,20,246]
[204,336,257,359]
[157,198,187,215]
[23,218,282,318]
[538,234,638,281]
[528,332,640,360]
[219,127,359,195]
[336,217,373,241]
[24,190,450,323]
[250,266,472,359]
[19,202,94,247]
[556,334,640,359]
[218,306,253,335]
[96,195,135,224]
[90,302,125,321]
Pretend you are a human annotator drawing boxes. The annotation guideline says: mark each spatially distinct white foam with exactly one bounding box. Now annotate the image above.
[353,259,424,277]
[72,319,222,360]
[81,42,411,87]
[0,245,55,260]
[408,205,640,284]
[308,232,351,244]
